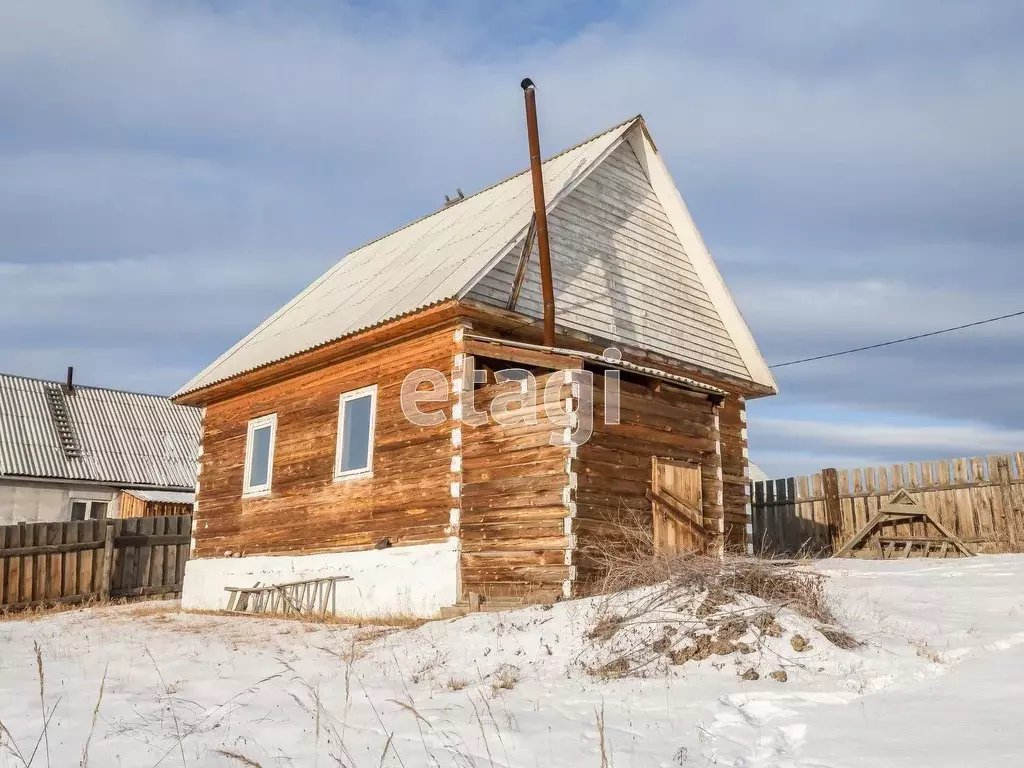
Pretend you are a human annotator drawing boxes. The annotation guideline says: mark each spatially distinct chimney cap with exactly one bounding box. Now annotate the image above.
[520,78,535,91]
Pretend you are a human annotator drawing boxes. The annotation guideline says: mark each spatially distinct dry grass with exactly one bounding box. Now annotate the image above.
[124,602,429,631]
[213,749,263,767]
[577,505,857,678]
[490,664,520,693]
[2,597,429,633]
[0,640,93,767]
[911,638,945,664]
[0,599,101,623]
[819,626,861,650]
[586,505,837,625]
[446,677,468,691]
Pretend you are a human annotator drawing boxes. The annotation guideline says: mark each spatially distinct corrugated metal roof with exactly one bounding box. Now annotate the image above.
[0,373,200,488]
[175,116,641,397]
[123,489,196,504]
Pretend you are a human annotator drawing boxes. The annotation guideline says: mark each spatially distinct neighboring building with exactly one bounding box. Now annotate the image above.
[0,371,201,525]
[174,115,777,617]
[748,461,771,483]
[119,489,198,519]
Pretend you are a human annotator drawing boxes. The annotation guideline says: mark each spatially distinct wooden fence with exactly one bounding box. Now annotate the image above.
[0,514,191,610]
[751,452,1024,556]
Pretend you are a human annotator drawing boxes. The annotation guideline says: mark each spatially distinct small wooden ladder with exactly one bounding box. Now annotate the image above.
[224,576,352,618]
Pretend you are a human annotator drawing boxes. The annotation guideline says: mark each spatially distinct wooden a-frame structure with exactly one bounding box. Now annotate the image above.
[834,488,975,559]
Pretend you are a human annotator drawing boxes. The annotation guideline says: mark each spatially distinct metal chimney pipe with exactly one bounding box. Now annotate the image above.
[66,366,74,391]
[521,78,556,347]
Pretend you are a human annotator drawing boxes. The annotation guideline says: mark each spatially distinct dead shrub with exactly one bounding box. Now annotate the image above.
[590,657,630,679]
[585,504,837,625]
[579,504,855,678]
[588,615,624,642]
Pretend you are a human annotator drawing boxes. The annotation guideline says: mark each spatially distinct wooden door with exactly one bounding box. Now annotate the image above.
[651,458,705,553]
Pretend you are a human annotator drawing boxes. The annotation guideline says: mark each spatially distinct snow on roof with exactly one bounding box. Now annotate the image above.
[0,372,200,488]
[175,117,640,397]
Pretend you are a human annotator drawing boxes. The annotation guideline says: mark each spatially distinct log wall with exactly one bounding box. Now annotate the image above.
[718,395,750,551]
[193,325,459,558]
[459,370,573,602]
[572,373,723,591]
[464,311,752,537]
[188,304,758,599]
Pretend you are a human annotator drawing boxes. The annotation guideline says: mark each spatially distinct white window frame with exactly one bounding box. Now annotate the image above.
[243,413,278,497]
[334,385,378,481]
[69,499,108,521]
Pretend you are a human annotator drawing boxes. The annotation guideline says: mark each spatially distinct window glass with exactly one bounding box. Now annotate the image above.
[70,501,87,521]
[249,424,273,487]
[340,395,373,472]
[90,501,108,520]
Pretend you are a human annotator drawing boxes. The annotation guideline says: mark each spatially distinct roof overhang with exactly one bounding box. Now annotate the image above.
[0,474,195,492]
[463,333,728,400]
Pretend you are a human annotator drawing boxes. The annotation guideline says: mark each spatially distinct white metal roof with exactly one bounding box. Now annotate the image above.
[175,117,640,397]
[0,372,200,488]
[176,115,776,398]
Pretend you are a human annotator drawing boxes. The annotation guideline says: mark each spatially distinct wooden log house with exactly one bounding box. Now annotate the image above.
[173,114,777,617]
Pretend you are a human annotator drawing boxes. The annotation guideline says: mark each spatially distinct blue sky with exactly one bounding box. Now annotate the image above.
[1,0,1022,477]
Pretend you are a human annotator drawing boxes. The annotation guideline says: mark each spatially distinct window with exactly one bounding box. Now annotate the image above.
[334,385,377,480]
[70,500,108,520]
[243,413,277,496]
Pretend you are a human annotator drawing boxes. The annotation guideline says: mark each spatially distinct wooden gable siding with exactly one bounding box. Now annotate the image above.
[193,325,459,558]
[459,371,573,602]
[467,141,749,381]
[572,374,724,590]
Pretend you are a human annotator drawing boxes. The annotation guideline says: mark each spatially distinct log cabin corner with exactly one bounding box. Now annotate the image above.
[172,111,777,618]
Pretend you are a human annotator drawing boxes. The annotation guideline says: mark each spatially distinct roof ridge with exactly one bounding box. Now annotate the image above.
[346,114,643,259]
[173,114,643,399]
[0,371,185,402]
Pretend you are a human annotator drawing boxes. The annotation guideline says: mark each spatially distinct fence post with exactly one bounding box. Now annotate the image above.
[995,456,1019,549]
[822,468,842,554]
[99,522,114,602]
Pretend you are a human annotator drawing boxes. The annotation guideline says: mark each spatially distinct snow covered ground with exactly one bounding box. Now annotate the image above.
[1,555,1023,767]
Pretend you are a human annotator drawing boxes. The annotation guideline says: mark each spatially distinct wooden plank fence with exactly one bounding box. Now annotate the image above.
[0,514,191,611]
[751,452,1024,556]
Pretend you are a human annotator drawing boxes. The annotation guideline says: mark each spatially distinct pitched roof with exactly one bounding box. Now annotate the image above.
[176,116,776,398]
[0,372,200,488]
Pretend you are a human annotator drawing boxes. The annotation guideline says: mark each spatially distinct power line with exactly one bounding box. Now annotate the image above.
[769,309,1024,369]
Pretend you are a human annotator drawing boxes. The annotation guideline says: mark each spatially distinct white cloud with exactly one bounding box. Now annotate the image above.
[758,417,1024,455]
[0,0,1021,473]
